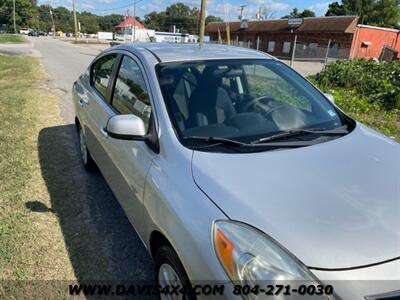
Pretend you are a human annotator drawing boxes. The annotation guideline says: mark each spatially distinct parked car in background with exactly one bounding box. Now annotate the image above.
[19,28,33,35]
[114,34,124,41]
[83,33,97,39]
[19,28,32,35]
[28,30,39,37]
[72,43,400,300]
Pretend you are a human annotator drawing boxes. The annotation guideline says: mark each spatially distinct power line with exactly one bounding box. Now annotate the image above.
[87,0,146,12]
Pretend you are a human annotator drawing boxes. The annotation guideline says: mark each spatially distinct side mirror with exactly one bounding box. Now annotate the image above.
[324,93,335,104]
[105,114,146,140]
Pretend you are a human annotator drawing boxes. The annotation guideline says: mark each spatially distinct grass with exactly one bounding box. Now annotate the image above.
[323,88,400,140]
[0,55,74,282]
[0,34,26,43]
[0,54,153,298]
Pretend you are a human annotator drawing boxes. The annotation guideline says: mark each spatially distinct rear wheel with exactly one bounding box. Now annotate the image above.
[78,126,97,172]
[155,246,196,300]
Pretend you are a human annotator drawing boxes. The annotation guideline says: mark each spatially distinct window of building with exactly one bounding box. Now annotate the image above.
[282,42,291,54]
[267,41,275,52]
[309,43,318,49]
[92,54,117,99]
[112,56,151,131]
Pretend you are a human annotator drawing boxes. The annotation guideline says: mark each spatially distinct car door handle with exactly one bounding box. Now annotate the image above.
[78,95,89,107]
[100,127,108,139]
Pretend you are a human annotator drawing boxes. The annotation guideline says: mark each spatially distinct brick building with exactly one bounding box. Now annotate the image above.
[205,16,400,61]
[350,24,400,60]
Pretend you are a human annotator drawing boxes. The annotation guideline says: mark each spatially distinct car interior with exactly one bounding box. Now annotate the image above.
[158,62,321,140]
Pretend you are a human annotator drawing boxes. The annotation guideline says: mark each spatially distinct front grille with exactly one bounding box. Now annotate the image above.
[365,289,400,300]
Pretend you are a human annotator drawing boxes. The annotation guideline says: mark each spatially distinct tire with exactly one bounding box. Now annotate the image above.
[78,126,97,172]
[155,246,196,300]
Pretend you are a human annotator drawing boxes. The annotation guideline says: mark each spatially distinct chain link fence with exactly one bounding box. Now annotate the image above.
[210,37,351,76]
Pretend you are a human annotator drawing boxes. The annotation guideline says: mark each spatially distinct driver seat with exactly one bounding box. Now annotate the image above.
[187,67,236,128]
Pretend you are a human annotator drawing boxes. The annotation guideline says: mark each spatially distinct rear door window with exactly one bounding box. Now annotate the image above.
[112,56,152,131]
[92,53,117,99]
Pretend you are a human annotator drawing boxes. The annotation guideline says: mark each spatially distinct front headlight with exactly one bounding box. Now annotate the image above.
[213,220,317,285]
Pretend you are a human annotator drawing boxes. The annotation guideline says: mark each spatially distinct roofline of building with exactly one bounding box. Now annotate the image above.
[207,15,358,25]
[357,24,400,33]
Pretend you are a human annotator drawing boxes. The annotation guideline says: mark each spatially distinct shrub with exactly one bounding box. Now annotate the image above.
[309,59,400,109]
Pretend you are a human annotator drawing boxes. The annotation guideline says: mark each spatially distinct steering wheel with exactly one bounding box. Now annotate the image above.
[242,96,276,113]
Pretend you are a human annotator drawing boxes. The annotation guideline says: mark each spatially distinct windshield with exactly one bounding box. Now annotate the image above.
[156,59,347,148]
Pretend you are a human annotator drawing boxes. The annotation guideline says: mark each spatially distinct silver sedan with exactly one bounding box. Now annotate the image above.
[72,43,400,300]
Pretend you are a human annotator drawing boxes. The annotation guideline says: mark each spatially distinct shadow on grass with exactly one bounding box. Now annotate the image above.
[37,124,154,289]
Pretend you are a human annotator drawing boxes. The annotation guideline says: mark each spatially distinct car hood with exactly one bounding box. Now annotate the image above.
[191,124,400,269]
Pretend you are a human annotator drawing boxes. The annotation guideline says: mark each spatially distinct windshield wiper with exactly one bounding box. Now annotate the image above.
[183,136,248,147]
[251,125,349,144]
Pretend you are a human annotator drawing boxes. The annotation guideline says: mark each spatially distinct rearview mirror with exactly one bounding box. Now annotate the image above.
[105,114,146,140]
[324,93,335,104]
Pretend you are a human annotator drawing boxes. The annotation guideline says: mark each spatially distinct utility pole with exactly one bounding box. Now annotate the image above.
[239,5,246,20]
[198,0,207,46]
[132,0,136,42]
[13,0,17,34]
[225,21,230,45]
[48,1,56,37]
[72,0,78,42]
[290,33,297,67]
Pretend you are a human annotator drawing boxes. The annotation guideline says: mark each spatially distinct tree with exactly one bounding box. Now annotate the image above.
[325,0,400,28]
[99,14,124,32]
[51,6,73,32]
[165,2,199,34]
[325,2,346,16]
[301,9,316,17]
[283,8,300,18]
[282,8,316,18]
[144,2,199,34]
[368,0,400,28]
[0,0,38,32]
[205,15,223,25]
[37,4,53,32]
[144,11,167,31]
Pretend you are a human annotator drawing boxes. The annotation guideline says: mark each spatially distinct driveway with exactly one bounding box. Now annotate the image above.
[28,37,154,284]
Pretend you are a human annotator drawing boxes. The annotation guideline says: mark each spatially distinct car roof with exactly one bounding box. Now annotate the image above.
[113,43,273,63]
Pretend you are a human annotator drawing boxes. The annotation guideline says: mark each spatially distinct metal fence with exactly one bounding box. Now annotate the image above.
[210,38,351,76]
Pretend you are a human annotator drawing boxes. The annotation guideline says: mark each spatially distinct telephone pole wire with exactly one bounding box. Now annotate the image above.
[198,0,207,46]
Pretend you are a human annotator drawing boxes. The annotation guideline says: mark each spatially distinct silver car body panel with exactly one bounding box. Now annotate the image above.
[72,43,400,300]
[191,123,400,269]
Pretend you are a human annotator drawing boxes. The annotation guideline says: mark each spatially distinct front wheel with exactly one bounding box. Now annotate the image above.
[155,246,196,300]
[78,126,97,172]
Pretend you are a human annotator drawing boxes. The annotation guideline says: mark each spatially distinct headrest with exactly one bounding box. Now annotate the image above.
[212,68,243,78]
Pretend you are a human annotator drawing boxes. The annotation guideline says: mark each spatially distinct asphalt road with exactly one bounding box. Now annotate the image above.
[28,37,155,286]
[31,37,107,122]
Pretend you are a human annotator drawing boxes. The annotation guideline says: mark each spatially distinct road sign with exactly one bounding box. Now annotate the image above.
[288,18,303,26]
[240,19,249,29]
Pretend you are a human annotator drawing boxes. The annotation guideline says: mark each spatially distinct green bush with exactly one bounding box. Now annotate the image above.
[309,59,400,109]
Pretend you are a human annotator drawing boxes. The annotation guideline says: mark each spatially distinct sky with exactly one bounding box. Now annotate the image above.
[39,0,331,20]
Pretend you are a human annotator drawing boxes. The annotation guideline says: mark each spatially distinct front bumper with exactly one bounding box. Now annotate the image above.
[311,258,400,300]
